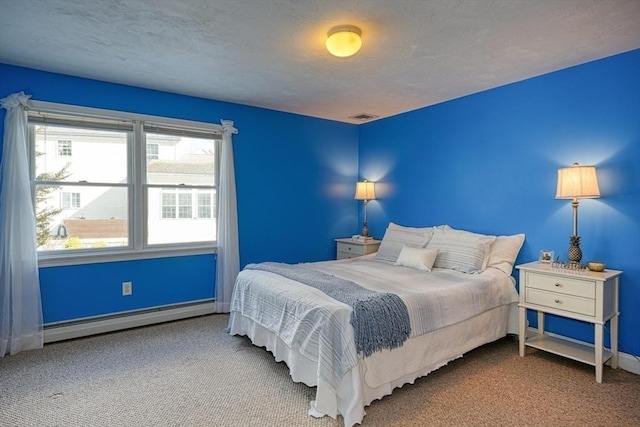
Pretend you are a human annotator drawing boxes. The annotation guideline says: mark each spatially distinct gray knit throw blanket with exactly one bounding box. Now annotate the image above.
[244,262,411,357]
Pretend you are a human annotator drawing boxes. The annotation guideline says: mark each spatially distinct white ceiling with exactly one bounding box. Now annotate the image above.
[1,0,639,124]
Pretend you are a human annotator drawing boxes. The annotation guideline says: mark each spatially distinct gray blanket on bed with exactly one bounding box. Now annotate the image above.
[244,262,411,357]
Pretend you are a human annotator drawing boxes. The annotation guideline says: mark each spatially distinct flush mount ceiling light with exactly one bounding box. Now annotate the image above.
[326,25,362,58]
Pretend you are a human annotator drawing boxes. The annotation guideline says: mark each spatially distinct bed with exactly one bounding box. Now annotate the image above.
[229,223,524,426]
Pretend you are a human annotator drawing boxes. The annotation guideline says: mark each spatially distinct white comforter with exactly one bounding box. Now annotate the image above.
[229,255,518,424]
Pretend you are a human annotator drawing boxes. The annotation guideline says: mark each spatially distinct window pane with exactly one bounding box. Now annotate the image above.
[35,125,128,184]
[35,184,128,251]
[147,187,216,244]
[146,133,215,185]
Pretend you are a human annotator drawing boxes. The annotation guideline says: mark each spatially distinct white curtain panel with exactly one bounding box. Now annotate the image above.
[0,92,44,356]
[215,120,240,313]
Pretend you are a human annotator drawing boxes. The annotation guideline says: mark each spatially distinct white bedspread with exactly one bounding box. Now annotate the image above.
[229,255,518,424]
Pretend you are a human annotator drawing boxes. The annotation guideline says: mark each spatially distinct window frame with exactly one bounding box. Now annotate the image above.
[28,101,222,268]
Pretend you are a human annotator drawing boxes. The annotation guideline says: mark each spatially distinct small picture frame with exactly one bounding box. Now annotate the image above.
[539,250,554,264]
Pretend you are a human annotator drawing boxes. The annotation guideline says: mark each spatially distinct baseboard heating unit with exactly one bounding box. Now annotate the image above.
[44,300,217,343]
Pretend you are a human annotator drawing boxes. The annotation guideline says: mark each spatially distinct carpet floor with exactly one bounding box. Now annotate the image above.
[1,314,638,426]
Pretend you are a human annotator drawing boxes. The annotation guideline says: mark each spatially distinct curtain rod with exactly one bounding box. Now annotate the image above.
[29,99,225,133]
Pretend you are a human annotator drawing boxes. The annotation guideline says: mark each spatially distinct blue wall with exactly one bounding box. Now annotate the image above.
[0,64,359,323]
[359,50,640,357]
[2,50,638,358]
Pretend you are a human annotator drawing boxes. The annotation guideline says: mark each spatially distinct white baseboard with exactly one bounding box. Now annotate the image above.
[525,327,639,375]
[615,351,640,375]
[44,301,217,343]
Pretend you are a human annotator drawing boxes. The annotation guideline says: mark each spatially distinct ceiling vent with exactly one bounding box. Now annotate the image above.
[348,112,379,121]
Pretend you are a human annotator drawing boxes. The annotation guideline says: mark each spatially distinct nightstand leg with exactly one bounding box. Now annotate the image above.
[537,311,545,334]
[611,314,619,369]
[611,277,619,370]
[519,306,526,357]
[595,323,603,383]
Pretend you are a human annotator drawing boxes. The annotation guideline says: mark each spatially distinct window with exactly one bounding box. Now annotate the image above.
[146,143,159,160]
[160,190,214,220]
[27,103,222,263]
[178,193,193,218]
[159,190,194,219]
[31,122,130,252]
[198,193,212,219]
[61,192,81,209]
[57,139,72,156]
[161,192,176,219]
[145,127,217,245]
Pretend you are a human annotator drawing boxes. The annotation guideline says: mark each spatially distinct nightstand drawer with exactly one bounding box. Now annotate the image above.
[335,238,381,260]
[337,242,366,256]
[338,251,359,260]
[526,288,595,316]
[526,272,595,299]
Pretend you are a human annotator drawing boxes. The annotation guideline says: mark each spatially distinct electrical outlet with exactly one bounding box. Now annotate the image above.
[122,281,132,296]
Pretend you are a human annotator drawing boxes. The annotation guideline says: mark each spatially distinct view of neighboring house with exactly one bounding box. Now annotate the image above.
[33,125,217,250]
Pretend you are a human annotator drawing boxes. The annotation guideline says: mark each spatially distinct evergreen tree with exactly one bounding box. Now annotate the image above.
[34,159,70,247]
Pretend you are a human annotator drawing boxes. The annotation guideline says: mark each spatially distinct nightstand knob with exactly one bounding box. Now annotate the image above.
[555,299,561,304]
[554,283,561,287]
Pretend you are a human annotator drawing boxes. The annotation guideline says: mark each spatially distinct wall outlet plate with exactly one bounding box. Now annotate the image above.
[122,281,132,296]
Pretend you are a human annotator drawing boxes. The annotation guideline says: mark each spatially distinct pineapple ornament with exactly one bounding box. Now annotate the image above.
[568,235,582,263]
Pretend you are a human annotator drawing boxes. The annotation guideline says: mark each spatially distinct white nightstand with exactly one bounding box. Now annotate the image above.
[335,238,381,260]
[516,261,622,383]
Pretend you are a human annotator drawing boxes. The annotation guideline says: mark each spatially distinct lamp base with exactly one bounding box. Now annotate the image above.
[567,235,582,263]
[361,221,370,237]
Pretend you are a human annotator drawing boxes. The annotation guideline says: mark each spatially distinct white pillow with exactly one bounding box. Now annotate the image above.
[487,234,525,276]
[389,222,432,233]
[395,246,439,272]
[438,226,495,270]
[376,227,433,263]
[427,228,495,273]
[389,222,447,233]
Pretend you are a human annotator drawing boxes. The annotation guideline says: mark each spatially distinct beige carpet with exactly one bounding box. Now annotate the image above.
[1,314,638,426]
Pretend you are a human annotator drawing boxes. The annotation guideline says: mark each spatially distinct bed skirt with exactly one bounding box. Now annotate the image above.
[229,302,518,426]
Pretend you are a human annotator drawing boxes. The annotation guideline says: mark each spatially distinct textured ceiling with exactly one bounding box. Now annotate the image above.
[0,0,639,124]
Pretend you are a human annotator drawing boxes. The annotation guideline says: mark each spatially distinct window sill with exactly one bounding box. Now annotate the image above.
[38,245,217,268]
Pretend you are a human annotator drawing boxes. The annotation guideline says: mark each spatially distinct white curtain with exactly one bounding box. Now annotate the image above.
[215,120,239,313]
[0,92,44,356]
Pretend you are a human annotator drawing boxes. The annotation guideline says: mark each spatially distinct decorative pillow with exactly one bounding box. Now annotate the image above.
[376,227,433,263]
[427,228,496,273]
[394,246,439,272]
[487,234,525,276]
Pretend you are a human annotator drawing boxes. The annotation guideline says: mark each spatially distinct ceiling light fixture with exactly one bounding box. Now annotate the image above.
[326,25,362,58]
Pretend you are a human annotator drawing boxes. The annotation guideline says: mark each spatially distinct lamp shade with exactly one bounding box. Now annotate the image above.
[556,163,601,199]
[326,25,362,58]
[354,180,376,200]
